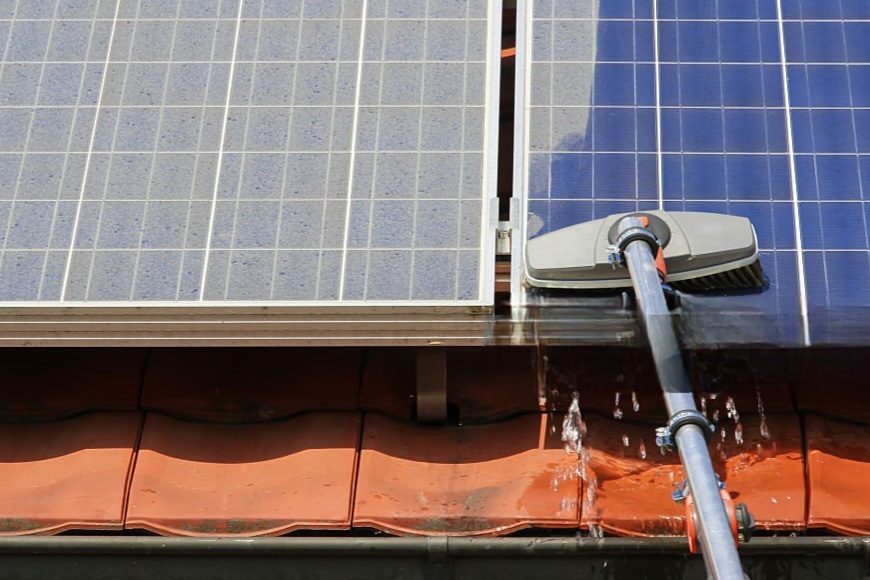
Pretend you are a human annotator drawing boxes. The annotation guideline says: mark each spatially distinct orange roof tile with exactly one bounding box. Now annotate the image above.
[0,350,145,420]
[805,414,870,535]
[582,413,805,536]
[0,412,141,535]
[713,414,806,531]
[142,348,362,421]
[125,412,361,536]
[581,414,683,536]
[794,351,870,423]
[353,413,579,535]
[360,348,539,422]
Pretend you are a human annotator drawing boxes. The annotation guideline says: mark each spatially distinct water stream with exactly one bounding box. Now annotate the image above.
[560,391,603,538]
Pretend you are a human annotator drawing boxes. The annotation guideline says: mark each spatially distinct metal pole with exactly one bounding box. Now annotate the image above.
[618,217,746,580]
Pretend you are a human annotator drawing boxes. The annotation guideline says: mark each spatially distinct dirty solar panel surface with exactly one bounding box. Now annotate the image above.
[523,0,870,344]
[0,0,494,304]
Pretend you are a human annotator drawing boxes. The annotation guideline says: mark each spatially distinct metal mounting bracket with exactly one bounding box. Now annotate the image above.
[416,348,448,423]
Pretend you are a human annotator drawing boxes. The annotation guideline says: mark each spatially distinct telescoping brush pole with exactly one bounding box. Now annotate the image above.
[615,215,746,580]
[524,210,764,577]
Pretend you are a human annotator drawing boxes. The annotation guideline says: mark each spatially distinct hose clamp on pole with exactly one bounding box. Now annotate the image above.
[655,409,715,452]
[608,221,662,267]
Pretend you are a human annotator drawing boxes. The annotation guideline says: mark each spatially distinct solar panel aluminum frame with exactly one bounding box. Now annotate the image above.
[0,1,504,346]
[511,0,535,310]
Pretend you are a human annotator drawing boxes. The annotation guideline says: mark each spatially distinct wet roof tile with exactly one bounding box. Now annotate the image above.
[581,414,684,536]
[805,414,870,535]
[543,349,666,423]
[353,413,579,535]
[793,351,870,423]
[141,348,362,421]
[582,413,805,536]
[545,349,794,425]
[0,412,141,535]
[0,349,145,420]
[125,412,361,536]
[712,414,806,531]
[360,348,539,422]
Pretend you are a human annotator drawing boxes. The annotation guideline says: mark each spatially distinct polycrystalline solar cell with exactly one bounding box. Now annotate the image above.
[0,0,497,304]
[522,0,870,343]
[783,12,870,332]
[63,1,238,302]
[655,4,801,320]
[0,2,113,300]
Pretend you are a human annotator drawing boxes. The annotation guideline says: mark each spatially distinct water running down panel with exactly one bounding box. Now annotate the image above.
[516,0,870,345]
[0,0,500,306]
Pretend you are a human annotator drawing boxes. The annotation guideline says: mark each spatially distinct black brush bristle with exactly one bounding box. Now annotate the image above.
[669,259,765,292]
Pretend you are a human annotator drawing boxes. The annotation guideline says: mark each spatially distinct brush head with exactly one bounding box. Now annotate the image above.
[525,211,764,292]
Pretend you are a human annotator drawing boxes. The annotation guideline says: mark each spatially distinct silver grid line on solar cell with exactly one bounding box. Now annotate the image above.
[0,0,502,308]
[774,0,810,344]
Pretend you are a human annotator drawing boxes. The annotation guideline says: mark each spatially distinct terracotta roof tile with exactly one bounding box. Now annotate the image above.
[360,348,539,422]
[805,413,870,535]
[544,349,794,425]
[0,350,145,420]
[581,414,683,536]
[142,348,362,421]
[0,412,141,535]
[125,412,361,536]
[582,413,805,536]
[793,351,870,423]
[353,413,579,535]
[712,414,806,531]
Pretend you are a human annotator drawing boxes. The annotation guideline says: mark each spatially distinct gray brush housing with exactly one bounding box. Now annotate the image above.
[525,211,762,290]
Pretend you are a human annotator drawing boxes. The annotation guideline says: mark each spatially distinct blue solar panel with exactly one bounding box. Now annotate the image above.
[520,0,870,344]
[785,5,870,340]
[0,0,501,306]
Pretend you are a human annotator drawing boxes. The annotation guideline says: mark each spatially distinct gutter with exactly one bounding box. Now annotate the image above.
[0,536,866,580]
[0,535,866,555]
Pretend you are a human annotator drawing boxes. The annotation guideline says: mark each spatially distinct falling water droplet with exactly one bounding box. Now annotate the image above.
[725,396,740,423]
[561,392,582,454]
[622,434,630,447]
[710,392,719,400]
[712,409,720,423]
[631,391,640,412]
[756,389,770,440]
[735,423,744,446]
[613,391,623,420]
[536,343,549,405]
[549,388,559,434]
[639,440,647,460]
[720,428,727,442]
[700,394,707,417]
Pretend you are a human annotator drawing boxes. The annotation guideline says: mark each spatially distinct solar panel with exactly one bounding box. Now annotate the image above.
[515,0,870,345]
[0,0,500,306]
